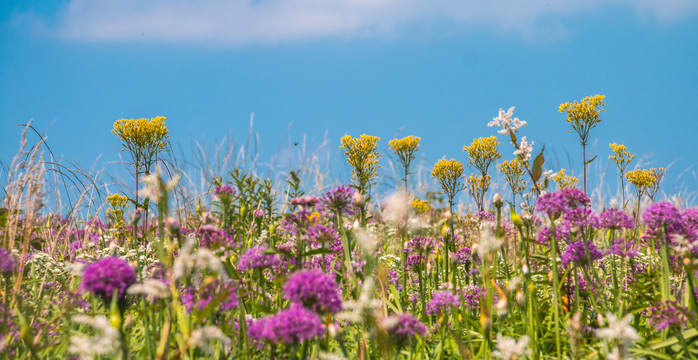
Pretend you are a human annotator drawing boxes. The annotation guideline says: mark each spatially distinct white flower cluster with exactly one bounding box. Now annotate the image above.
[488,107,528,135]
[513,136,534,162]
[27,252,68,281]
[69,315,120,360]
[173,236,227,281]
[491,334,531,360]
[188,326,231,355]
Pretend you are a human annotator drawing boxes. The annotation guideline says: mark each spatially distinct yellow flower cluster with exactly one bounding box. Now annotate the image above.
[552,169,579,189]
[463,136,501,175]
[609,143,635,173]
[112,116,170,170]
[466,174,491,200]
[411,198,430,214]
[559,94,605,145]
[498,159,526,195]
[389,136,420,158]
[625,169,656,191]
[647,167,665,200]
[340,134,381,194]
[106,193,129,232]
[432,158,464,203]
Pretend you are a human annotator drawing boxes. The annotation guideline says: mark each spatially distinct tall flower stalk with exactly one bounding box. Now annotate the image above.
[463,136,501,211]
[432,158,464,282]
[609,143,635,208]
[388,135,420,193]
[559,94,605,195]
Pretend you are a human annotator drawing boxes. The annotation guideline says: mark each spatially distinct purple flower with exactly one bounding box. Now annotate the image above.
[596,208,634,230]
[564,208,597,228]
[238,247,283,271]
[282,269,342,314]
[82,257,136,302]
[181,278,238,313]
[322,185,357,215]
[307,224,339,244]
[290,196,320,209]
[426,290,460,315]
[404,254,427,273]
[198,224,235,250]
[0,248,17,274]
[381,313,426,347]
[536,189,590,219]
[536,224,570,245]
[648,300,697,331]
[643,202,683,241]
[248,303,325,345]
[473,211,495,222]
[213,185,236,201]
[461,285,487,310]
[561,241,602,268]
[404,237,433,254]
[605,238,638,258]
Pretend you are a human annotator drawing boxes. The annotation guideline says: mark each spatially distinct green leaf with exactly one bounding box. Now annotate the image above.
[584,155,598,165]
[509,130,518,147]
[532,145,545,183]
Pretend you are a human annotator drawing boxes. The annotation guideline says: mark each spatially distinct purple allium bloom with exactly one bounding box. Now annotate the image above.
[404,237,433,254]
[426,290,461,315]
[536,188,590,218]
[307,224,339,244]
[596,208,634,230]
[381,313,426,347]
[248,303,325,345]
[605,238,639,258]
[238,247,283,271]
[648,300,697,331]
[643,202,683,238]
[452,247,474,265]
[290,196,320,209]
[181,278,238,313]
[282,269,342,314]
[197,224,235,250]
[82,257,136,301]
[461,285,487,310]
[322,185,357,215]
[404,254,427,273]
[561,241,603,268]
[0,247,17,274]
[564,208,597,228]
[536,224,570,245]
[213,185,236,200]
[473,211,495,222]
[388,270,402,291]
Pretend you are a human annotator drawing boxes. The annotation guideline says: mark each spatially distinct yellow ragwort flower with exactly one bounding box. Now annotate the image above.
[559,94,605,146]
[432,158,464,204]
[466,173,491,209]
[498,159,526,192]
[389,135,421,189]
[625,169,656,194]
[112,116,170,172]
[106,193,129,233]
[609,143,635,174]
[340,134,381,195]
[552,169,579,190]
[463,136,501,176]
[411,198,430,214]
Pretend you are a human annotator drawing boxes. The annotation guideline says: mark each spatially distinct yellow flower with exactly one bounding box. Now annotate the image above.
[340,134,381,195]
[552,169,579,189]
[463,136,501,175]
[559,94,605,146]
[625,169,656,194]
[112,116,170,172]
[106,193,129,233]
[498,159,526,195]
[609,143,635,173]
[432,158,464,204]
[410,198,430,214]
[389,135,421,189]
[466,173,491,207]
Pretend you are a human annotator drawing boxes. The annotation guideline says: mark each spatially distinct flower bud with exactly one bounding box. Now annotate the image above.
[516,289,524,306]
[131,208,142,226]
[493,193,504,208]
[522,264,529,275]
[353,191,365,207]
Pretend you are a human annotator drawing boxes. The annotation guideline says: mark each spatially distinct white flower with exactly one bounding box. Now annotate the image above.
[488,107,528,135]
[139,166,181,202]
[513,136,534,162]
[597,313,640,346]
[336,278,382,323]
[127,279,169,299]
[477,229,503,258]
[491,334,531,360]
[542,170,557,180]
[188,326,231,355]
[69,315,120,360]
[65,262,86,278]
[173,237,227,281]
[382,191,412,225]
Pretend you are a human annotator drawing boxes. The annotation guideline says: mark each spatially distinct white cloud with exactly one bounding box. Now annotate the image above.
[21,0,698,45]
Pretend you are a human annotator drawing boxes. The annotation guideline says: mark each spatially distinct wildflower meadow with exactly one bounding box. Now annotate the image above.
[2,95,698,359]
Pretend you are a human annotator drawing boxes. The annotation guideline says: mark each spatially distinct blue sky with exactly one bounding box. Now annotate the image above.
[1,0,698,204]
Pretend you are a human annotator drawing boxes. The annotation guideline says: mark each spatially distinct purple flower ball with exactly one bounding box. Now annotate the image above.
[248,303,325,345]
[238,247,283,272]
[322,185,357,215]
[643,202,683,235]
[181,278,238,313]
[282,269,342,314]
[648,300,697,331]
[561,241,602,268]
[382,312,426,347]
[426,290,461,315]
[82,257,136,301]
[0,248,17,274]
[596,208,634,230]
